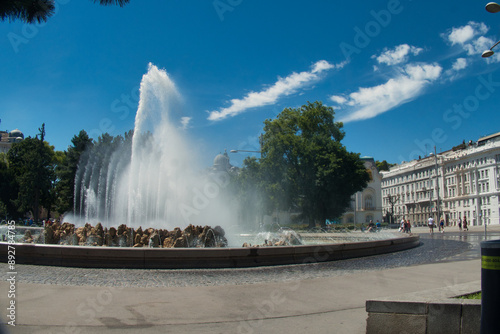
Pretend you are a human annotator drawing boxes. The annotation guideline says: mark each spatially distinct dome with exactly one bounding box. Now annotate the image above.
[9,129,24,139]
[213,151,231,171]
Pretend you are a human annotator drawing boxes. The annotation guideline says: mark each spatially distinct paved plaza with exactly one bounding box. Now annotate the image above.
[1,225,499,334]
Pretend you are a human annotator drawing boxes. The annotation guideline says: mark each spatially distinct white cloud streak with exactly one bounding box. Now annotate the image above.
[331,63,442,123]
[180,116,192,129]
[373,44,423,65]
[207,60,346,121]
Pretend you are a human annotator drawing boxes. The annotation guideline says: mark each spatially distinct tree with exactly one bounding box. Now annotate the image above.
[0,0,130,24]
[7,124,55,221]
[0,157,18,219]
[233,156,271,229]
[55,130,93,214]
[259,101,370,227]
[376,160,395,171]
[385,193,400,224]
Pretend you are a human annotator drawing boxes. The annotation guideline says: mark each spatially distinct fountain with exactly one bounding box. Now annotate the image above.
[71,63,232,231]
[0,64,420,268]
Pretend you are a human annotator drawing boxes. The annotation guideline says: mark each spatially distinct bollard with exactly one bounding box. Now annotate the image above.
[480,239,500,334]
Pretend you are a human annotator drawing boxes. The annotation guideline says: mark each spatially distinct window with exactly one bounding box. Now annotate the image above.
[364,195,373,210]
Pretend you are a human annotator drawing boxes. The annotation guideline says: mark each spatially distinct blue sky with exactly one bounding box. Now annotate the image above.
[1,0,500,167]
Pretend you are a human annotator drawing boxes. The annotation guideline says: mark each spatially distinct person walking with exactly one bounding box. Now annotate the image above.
[439,218,445,233]
[463,216,468,231]
[428,216,435,234]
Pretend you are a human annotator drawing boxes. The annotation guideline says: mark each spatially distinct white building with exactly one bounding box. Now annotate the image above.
[342,157,383,225]
[0,129,24,154]
[381,132,500,226]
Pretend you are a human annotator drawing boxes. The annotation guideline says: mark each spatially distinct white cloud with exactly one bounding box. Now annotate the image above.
[441,21,500,65]
[331,63,442,123]
[311,60,333,73]
[207,60,345,121]
[443,21,489,45]
[452,58,467,71]
[180,116,192,129]
[464,36,495,55]
[373,44,423,65]
[330,95,347,104]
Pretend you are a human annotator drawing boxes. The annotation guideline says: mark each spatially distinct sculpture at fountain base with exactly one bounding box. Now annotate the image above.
[24,221,228,248]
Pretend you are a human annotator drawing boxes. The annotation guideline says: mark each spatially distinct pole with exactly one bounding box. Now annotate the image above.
[480,239,500,333]
[483,213,487,238]
[434,146,441,223]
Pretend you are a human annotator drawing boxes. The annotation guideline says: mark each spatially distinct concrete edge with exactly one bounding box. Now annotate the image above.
[0,235,419,269]
[366,281,481,334]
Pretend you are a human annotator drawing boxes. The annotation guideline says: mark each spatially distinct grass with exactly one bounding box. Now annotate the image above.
[457,292,481,300]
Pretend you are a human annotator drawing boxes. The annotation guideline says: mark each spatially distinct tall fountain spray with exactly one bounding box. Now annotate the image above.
[72,64,230,229]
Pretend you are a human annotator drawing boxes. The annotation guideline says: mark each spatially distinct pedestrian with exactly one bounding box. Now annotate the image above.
[406,219,412,233]
[439,218,445,233]
[367,220,375,232]
[399,218,405,232]
[463,216,468,231]
[428,216,435,234]
[458,219,462,231]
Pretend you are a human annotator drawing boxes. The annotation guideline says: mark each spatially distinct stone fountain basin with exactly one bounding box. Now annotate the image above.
[0,235,419,269]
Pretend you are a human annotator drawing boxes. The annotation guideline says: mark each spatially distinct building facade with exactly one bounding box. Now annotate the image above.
[342,157,383,225]
[381,132,500,226]
[0,129,24,154]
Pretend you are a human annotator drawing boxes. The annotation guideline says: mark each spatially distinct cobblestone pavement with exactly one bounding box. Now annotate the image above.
[1,230,498,288]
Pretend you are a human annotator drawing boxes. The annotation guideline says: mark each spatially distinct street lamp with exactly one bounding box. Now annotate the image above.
[230,149,262,159]
[483,3,500,57]
[486,2,500,13]
[230,150,261,153]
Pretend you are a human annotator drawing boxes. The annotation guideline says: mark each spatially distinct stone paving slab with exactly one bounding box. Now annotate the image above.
[0,258,482,334]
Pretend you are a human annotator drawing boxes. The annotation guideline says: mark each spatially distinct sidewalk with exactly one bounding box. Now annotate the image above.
[388,222,500,234]
[1,256,482,333]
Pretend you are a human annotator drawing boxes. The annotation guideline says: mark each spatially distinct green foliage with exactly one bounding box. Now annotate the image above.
[0,200,7,219]
[376,160,395,171]
[457,292,481,300]
[0,0,130,24]
[54,130,93,214]
[232,156,270,228]
[1,126,134,220]
[238,101,370,227]
[7,125,55,221]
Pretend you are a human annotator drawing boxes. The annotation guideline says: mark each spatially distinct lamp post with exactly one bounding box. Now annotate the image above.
[230,149,262,159]
[483,3,500,57]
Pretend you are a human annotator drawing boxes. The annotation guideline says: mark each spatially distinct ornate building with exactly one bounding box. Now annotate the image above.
[0,129,24,154]
[381,132,500,226]
[341,157,383,225]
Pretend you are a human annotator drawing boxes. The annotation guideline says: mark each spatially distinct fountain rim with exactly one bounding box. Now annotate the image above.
[0,235,420,269]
